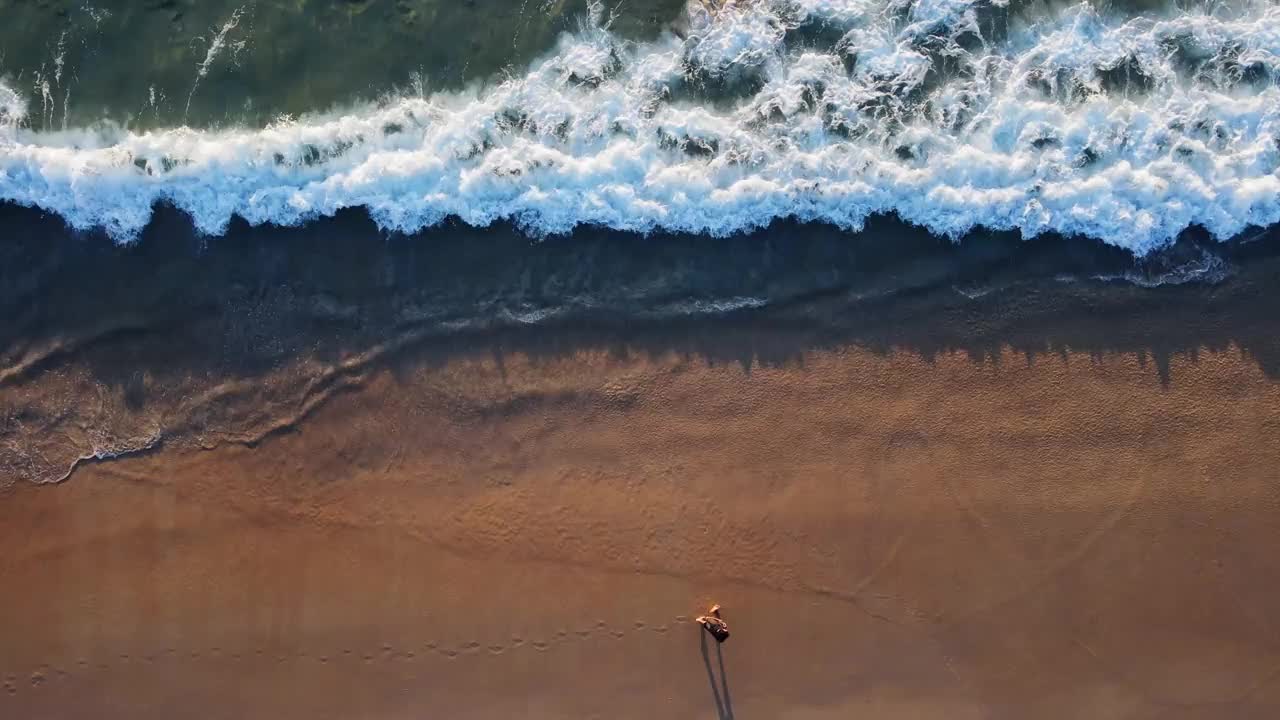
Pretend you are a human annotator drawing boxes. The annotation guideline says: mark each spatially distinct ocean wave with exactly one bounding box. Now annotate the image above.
[1,0,1279,254]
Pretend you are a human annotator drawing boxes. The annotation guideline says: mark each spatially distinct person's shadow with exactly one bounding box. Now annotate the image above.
[700,629,736,720]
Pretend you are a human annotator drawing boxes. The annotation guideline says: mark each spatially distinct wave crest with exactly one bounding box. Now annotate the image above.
[1,0,1279,253]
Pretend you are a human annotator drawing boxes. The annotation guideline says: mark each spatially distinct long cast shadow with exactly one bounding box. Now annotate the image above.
[700,630,735,720]
[717,640,735,720]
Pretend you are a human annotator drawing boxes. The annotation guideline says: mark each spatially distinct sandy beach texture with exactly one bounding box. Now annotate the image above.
[4,334,1280,719]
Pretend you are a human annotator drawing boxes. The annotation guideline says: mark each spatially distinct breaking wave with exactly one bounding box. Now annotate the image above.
[1,0,1279,254]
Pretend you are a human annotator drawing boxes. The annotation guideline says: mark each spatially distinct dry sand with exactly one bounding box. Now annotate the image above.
[4,340,1280,719]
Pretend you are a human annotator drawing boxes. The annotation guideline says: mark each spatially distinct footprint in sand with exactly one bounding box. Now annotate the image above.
[43,612,699,676]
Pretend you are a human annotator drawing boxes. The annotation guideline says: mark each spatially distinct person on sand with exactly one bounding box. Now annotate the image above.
[696,604,730,643]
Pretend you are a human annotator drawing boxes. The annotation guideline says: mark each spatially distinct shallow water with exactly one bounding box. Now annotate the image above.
[2,199,1279,485]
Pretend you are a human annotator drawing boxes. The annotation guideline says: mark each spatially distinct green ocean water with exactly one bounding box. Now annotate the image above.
[0,0,686,130]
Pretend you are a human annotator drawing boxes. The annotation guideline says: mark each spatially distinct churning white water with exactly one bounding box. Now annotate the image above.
[1,0,1278,253]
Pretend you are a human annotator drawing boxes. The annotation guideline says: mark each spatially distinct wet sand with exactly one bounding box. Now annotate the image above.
[4,335,1280,718]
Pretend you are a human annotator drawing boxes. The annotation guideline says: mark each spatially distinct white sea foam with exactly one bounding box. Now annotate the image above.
[1,0,1279,254]
[0,80,25,129]
[186,7,247,119]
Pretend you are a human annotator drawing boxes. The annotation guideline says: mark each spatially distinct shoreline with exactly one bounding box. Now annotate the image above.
[4,202,1280,487]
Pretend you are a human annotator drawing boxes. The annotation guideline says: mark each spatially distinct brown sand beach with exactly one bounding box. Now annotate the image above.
[3,213,1280,718]
[5,340,1280,719]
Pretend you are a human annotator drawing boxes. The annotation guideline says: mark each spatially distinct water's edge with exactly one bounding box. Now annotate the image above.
[4,200,1280,486]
